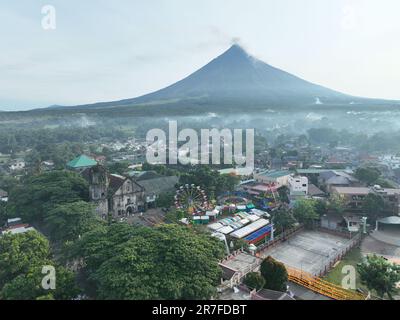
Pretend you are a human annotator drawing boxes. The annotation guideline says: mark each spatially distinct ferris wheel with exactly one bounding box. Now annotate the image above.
[174,184,209,215]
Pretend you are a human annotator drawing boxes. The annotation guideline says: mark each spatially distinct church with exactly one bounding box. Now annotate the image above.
[67,155,178,219]
[81,164,146,219]
[67,155,146,218]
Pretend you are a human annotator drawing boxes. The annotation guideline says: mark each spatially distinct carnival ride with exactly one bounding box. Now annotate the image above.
[174,184,209,215]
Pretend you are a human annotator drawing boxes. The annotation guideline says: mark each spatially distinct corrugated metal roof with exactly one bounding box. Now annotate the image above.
[230,218,269,239]
[378,216,400,225]
[67,155,97,168]
[259,170,290,178]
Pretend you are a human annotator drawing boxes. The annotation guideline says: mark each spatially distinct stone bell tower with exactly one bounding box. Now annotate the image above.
[88,164,109,217]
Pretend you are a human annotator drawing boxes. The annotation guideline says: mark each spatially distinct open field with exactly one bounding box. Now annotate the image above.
[260,230,355,276]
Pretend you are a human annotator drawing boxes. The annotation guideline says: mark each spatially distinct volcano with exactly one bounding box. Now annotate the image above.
[54,44,391,112]
[128,44,351,105]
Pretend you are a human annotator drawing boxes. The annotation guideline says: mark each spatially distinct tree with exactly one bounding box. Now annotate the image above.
[375,178,395,189]
[70,223,225,300]
[0,231,79,300]
[260,256,288,292]
[164,208,186,223]
[362,193,385,222]
[293,199,319,228]
[0,175,19,193]
[7,171,89,222]
[272,208,296,234]
[0,264,78,300]
[44,201,103,243]
[355,167,381,186]
[0,201,7,226]
[179,166,239,198]
[327,194,346,214]
[156,192,175,208]
[0,231,50,287]
[243,272,265,291]
[230,238,249,251]
[277,186,289,204]
[107,161,130,175]
[314,199,328,216]
[358,255,400,299]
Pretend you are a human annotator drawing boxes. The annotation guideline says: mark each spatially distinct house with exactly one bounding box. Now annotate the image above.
[41,160,55,171]
[319,170,358,193]
[9,159,25,171]
[219,251,262,289]
[254,170,291,187]
[332,185,400,215]
[308,184,325,198]
[1,218,35,236]
[1,225,35,236]
[343,214,364,232]
[0,189,8,202]
[331,187,370,210]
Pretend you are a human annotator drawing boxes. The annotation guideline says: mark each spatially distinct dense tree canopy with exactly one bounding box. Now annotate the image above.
[327,194,346,215]
[180,166,240,199]
[7,171,89,222]
[362,193,385,222]
[243,272,265,291]
[293,199,319,228]
[70,223,225,300]
[272,208,297,234]
[260,256,288,292]
[44,201,103,243]
[0,201,7,226]
[355,167,381,186]
[0,231,78,300]
[358,254,400,299]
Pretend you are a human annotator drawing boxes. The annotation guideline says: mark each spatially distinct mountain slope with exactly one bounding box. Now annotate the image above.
[129,44,350,105]
[53,44,393,112]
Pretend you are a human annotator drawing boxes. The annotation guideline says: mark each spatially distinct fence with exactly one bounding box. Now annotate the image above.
[314,232,362,277]
[255,224,362,277]
[256,224,304,254]
[317,225,353,239]
[287,266,367,300]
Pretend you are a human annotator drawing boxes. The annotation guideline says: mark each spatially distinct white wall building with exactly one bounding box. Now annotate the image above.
[254,170,291,187]
[288,175,308,196]
[9,160,25,171]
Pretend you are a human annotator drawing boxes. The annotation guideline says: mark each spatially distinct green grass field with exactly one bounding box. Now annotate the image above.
[324,247,372,294]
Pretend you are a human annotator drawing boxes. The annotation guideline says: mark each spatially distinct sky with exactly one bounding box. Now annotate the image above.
[1,0,400,111]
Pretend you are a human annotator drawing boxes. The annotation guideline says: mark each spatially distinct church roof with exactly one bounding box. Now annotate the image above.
[138,176,179,195]
[67,155,97,169]
[109,174,126,192]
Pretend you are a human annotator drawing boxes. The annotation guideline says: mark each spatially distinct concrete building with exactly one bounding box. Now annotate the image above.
[254,170,291,187]
[288,176,308,196]
[9,159,25,171]
[332,185,400,215]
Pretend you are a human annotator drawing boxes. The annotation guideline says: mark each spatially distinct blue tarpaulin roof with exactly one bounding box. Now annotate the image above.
[245,225,272,242]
